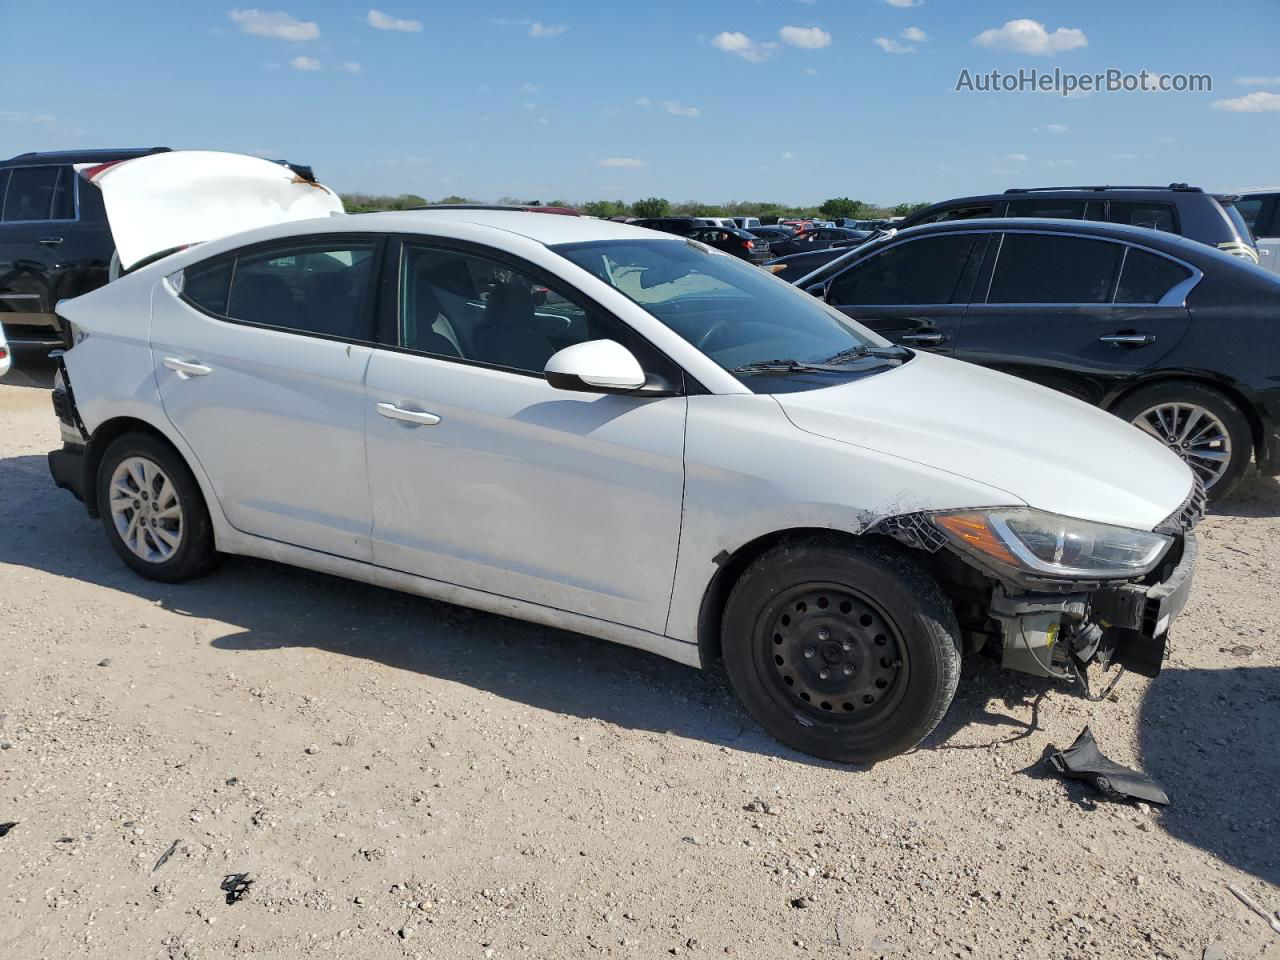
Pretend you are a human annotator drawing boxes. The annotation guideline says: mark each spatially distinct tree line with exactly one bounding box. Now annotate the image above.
[339,194,932,220]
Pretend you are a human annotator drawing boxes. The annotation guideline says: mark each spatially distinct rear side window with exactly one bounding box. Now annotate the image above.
[988,234,1122,304]
[182,259,234,315]
[1114,249,1191,304]
[830,234,982,306]
[1006,199,1086,219]
[1,166,61,222]
[181,240,376,341]
[1108,201,1177,233]
[913,203,996,225]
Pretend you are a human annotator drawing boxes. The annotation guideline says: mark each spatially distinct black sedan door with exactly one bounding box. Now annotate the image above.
[823,231,992,355]
[952,231,1193,405]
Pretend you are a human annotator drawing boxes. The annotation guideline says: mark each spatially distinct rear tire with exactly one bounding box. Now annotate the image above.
[721,538,961,763]
[1111,382,1252,500]
[96,433,218,583]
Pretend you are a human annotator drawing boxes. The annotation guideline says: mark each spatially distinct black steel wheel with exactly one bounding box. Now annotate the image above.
[722,538,961,763]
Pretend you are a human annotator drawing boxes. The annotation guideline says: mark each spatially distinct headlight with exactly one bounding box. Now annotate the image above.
[932,508,1172,579]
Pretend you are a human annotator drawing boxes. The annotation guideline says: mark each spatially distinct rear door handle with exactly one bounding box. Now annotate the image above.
[163,356,213,379]
[376,402,441,426]
[901,332,947,345]
[38,236,63,245]
[1099,333,1156,347]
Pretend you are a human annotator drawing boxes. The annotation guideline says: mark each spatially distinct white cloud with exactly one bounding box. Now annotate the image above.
[805,67,818,76]
[229,9,319,41]
[367,9,422,32]
[0,110,57,124]
[779,26,831,49]
[781,151,796,160]
[290,55,321,70]
[900,26,927,43]
[885,0,923,6]
[521,82,539,94]
[634,96,652,107]
[711,31,776,63]
[1042,159,1076,167]
[874,36,916,54]
[529,22,567,38]
[599,157,645,168]
[1034,123,1070,134]
[972,19,1087,56]
[663,100,700,117]
[337,61,362,73]
[1236,76,1280,86]
[1110,153,1138,161]
[1212,91,1280,113]
[1000,153,1030,162]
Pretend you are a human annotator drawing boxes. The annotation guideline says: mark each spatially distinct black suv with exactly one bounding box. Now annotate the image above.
[0,148,171,348]
[898,184,1259,262]
[796,218,1280,498]
[630,217,717,236]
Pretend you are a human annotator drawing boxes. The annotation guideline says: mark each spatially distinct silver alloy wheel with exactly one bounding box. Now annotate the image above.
[1130,402,1232,489]
[108,456,184,563]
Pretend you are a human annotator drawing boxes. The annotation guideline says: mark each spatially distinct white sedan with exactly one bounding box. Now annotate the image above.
[47,153,1201,762]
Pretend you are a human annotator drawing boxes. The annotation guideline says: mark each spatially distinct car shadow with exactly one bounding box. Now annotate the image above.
[1211,471,1280,519]
[0,351,58,389]
[1136,664,1280,886]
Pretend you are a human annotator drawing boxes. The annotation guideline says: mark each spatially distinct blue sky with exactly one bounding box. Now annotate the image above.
[2,1,1278,204]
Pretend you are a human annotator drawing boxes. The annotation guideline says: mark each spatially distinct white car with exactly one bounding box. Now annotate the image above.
[0,321,9,378]
[47,153,1202,762]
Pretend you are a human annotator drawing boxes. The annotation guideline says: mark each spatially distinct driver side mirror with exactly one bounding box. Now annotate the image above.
[545,340,647,394]
[804,281,830,301]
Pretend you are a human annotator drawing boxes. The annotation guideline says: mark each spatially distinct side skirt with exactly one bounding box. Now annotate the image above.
[222,532,704,670]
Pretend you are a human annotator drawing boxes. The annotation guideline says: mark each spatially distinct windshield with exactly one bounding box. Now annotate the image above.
[552,238,887,377]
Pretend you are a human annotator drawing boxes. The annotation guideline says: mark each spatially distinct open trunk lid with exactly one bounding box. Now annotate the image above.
[80,150,344,272]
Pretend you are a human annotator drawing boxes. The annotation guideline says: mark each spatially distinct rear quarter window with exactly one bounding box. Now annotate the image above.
[1006,199,1086,219]
[1108,201,1177,233]
[1114,248,1191,304]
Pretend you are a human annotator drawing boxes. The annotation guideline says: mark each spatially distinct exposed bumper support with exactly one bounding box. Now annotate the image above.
[48,443,87,504]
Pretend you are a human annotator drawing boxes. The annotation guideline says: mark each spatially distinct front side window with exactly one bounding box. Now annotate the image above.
[829,234,982,306]
[181,239,376,340]
[1108,201,1177,233]
[553,238,882,375]
[1,166,61,222]
[988,234,1123,304]
[400,244,602,374]
[1114,248,1191,304]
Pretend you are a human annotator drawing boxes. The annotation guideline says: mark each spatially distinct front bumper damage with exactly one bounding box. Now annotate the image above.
[988,532,1196,689]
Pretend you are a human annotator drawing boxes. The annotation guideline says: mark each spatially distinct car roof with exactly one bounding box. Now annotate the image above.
[347,208,663,245]
[2,147,171,167]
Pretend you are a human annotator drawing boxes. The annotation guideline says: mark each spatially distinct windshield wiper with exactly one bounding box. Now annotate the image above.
[728,358,825,374]
[822,344,911,364]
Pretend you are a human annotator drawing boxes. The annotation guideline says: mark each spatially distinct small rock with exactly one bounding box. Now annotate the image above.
[1203,945,1227,960]
[790,896,813,909]
[681,836,703,846]
[97,657,112,667]
[305,744,320,755]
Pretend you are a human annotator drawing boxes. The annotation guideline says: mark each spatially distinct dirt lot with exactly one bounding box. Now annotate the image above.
[1,356,1277,960]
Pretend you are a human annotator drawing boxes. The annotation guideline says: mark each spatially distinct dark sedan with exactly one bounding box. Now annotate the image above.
[688,225,772,265]
[790,217,1280,498]
[758,226,870,259]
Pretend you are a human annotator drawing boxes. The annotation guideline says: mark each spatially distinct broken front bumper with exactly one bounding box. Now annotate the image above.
[992,533,1196,681]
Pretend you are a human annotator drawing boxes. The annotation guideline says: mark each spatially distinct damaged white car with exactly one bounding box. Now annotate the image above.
[47,151,1201,762]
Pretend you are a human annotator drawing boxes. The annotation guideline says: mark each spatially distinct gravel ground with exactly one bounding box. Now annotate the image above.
[1,356,1277,960]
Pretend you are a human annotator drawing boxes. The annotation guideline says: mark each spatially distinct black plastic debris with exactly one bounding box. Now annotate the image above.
[153,840,180,873]
[220,873,253,905]
[1048,726,1170,805]
[0,821,16,837]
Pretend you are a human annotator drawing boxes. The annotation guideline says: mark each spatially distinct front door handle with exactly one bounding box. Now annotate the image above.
[901,331,947,345]
[1099,333,1156,347]
[376,402,441,426]
[38,236,63,245]
[163,356,213,379]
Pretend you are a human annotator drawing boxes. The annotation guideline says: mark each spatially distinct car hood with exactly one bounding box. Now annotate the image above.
[82,150,344,271]
[774,351,1194,532]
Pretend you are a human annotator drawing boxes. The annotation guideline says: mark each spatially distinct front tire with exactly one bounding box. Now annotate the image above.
[721,539,961,763]
[96,433,218,582]
[1111,382,1252,500]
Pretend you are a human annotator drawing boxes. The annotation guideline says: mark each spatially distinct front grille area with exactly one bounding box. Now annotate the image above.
[1156,476,1207,535]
